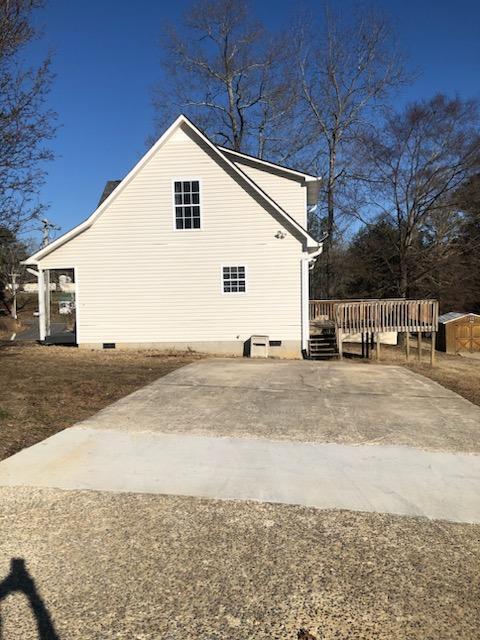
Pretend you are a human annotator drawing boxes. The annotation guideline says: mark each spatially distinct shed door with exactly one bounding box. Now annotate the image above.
[472,321,480,352]
[455,318,480,353]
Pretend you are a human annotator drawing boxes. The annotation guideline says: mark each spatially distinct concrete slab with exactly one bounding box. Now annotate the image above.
[77,359,480,453]
[0,427,479,523]
[1,358,479,524]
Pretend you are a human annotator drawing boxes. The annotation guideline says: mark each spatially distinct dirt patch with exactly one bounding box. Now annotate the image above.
[0,343,200,460]
[345,342,480,407]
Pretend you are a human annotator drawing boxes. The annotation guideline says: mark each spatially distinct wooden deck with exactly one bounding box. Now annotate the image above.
[309,299,439,364]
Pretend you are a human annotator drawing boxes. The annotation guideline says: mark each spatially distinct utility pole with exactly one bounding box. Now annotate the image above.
[41,218,60,248]
[10,272,19,320]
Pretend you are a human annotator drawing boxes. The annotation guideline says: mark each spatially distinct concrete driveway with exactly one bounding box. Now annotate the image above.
[0,358,479,523]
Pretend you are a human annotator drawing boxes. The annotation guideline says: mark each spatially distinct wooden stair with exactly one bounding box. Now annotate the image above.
[308,333,338,360]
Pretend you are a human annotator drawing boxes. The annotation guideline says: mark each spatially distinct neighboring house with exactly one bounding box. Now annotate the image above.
[25,115,322,357]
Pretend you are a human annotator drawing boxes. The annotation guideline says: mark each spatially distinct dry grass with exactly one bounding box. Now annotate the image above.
[345,341,480,407]
[0,343,200,460]
[0,316,23,340]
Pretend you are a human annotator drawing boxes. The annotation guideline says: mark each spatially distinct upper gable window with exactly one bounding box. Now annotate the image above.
[174,180,201,230]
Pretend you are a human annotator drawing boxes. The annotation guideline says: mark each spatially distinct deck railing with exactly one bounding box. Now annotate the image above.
[334,299,439,333]
[310,299,438,332]
[310,298,439,363]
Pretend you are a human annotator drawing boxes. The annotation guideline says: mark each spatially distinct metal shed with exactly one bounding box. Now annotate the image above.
[437,312,480,354]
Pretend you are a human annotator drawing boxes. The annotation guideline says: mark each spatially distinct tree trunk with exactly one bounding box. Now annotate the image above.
[399,262,408,299]
[324,144,336,299]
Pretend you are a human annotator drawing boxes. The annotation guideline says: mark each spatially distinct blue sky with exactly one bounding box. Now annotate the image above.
[27,0,480,241]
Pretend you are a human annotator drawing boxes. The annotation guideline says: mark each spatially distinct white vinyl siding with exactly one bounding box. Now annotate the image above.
[223,156,308,229]
[39,124,303,346]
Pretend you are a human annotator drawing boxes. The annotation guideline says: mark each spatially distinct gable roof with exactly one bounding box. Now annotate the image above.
[25,115,319,265]
[439,311,480,324]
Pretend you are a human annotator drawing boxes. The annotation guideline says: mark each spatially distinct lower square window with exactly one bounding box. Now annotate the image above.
[222,265,246,293]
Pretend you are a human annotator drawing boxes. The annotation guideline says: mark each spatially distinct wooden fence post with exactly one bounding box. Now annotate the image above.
[405,330,410,361]
[417,332,422,362]
[376,334,381,361]
[430,332,436,366]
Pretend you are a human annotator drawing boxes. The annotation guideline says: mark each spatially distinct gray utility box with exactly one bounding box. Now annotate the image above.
[250,335,269,358]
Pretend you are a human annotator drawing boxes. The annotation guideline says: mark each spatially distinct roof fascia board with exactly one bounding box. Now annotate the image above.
[218,145,318,181]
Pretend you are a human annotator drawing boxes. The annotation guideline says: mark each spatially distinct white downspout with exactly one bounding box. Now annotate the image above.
[301,244,323,352]
[301,257,310,352]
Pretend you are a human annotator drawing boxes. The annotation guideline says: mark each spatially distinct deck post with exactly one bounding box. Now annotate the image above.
[430,331,436,366]
[417,332,422,362]
[337,330,343,359]
[361,332,365,358]
[376,334,381,361]
[405,330,410,361]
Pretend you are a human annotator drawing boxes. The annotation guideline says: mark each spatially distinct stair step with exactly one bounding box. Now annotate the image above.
[309,353,339,360]
[308,334,338,359]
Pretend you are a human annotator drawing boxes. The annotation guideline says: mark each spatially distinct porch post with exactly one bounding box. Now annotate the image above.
[38,268,47,342]
[45,269,51,337]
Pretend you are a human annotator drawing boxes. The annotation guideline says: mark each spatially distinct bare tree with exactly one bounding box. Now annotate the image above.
[293,5,406,297]
[356,94,480,298]
[152,0,299,160]
[0,0,56,236]
[0,225,29,314]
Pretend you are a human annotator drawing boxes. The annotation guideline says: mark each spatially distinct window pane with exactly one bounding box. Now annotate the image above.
[222,265,246,293]
[174,181,201,230]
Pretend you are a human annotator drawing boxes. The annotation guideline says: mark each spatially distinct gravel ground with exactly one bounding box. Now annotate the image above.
[0,487,479,640]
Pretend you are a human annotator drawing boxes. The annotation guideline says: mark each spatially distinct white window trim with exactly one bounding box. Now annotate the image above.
[172,178,203,231]
[221,264,248,295]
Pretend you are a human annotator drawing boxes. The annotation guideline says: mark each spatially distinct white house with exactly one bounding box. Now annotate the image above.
[25,115,322,357]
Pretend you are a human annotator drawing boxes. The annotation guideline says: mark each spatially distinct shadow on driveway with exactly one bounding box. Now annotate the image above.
[0,558,59,640]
